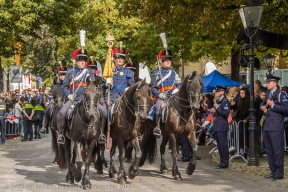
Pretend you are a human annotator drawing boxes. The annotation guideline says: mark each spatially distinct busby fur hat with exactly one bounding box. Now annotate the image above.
[112,48,126,59]
[158,50,172,61]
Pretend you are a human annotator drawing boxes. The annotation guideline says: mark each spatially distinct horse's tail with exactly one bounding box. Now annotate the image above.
[58,143,67,169]
[139,121,157,167]
[147,133,157,164]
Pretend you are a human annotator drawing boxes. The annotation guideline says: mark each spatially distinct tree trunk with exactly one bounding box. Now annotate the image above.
[231,49,240,81]
[0,57,3,93]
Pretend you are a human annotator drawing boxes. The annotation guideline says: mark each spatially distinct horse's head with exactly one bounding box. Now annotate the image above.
[83,77,103,119]
[126,78,152,122]
[185,71,203,109]
[53,83,65,107]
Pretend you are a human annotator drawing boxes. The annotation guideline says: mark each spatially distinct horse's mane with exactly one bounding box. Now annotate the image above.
[183,71,203,93]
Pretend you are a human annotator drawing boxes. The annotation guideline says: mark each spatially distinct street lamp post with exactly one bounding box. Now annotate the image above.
[238,0,264,166]
[263,54,276,75]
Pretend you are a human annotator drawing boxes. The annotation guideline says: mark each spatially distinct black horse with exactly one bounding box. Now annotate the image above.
[58,77,102,189]
[45,83,65,165]
[158,71,203,180]
[109,79,152,184]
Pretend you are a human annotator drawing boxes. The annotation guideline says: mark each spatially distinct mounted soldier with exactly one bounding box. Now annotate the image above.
[101,46,135,103]
[151,33,181,136]
[43,66,67,134]
[124,62,142,83]
[57,47,95,144]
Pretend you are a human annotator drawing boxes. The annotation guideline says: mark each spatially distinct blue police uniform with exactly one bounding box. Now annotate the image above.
[101,66,134,103]
[213,92,230,168]
[261,86,288,179]
[0,100,7,144]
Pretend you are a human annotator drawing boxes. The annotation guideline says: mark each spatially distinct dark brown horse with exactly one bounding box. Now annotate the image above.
[159,71,203,180]
[109,79,152,184]
[57,77,102,189]
[47,83,65,165]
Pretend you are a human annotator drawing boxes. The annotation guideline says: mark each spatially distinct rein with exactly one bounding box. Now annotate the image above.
[75,85,102,129]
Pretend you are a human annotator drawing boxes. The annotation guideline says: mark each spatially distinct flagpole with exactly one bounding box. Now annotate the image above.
[104,33,115,151]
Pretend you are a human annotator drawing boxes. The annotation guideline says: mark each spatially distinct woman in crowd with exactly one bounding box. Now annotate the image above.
[231,87,250,156]
[254,80,262,97]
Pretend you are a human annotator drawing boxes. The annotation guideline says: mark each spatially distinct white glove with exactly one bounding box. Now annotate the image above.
[172,88,179,94]
[106,77,112,85]
[67,94,75,101]
[125,87,129,92]
[159,93,166,99]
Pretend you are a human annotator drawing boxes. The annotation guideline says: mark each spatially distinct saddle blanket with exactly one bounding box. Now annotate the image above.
[147,105,167,123]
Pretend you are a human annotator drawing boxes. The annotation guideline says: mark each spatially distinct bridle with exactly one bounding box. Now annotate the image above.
[122,82,150,121]
[76,85,102,128]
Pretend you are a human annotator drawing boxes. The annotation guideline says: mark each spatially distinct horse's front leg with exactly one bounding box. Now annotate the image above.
[117,139,127,184]
[82,140,96,189]
[160,134,169,174]
[100,143,108,168]
[186,132,197,175]
[51,129,59,164]
[109,138,118,178]
[72,141,83,182]
[64,139,74,184]
[170,134,182,180]
[128,136,142,179]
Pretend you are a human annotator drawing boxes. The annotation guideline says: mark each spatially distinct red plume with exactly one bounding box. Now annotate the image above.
[112,48,117,57]
[72,49,78,60]
[158,51,163,59]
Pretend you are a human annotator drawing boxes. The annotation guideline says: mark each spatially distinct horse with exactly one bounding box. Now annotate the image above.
[57,77,103,189]
[158,71,203,180]
[109,79,152,184]
[46,83,65,165]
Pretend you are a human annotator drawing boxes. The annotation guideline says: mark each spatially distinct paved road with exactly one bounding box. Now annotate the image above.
[0,134,287,192]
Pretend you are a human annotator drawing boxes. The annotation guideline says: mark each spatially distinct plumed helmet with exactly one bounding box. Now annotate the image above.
[158,50,172,61]
[87,60,98,69]
[56,66,67,75]
[124,62,136,71]
[112,47,126,59]
[72,49,88,61]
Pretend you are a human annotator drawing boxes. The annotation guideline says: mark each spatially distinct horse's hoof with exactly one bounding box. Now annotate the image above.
[186,164,195,175]
[97,169,103,174]
[160,169,168,174]
[109,171,118,179]
[82,182,92,190]
[72,164,82,183]
[128,166,138,179]
[118,178,127,184]
[66,178,74,184]
[173,175,183,180]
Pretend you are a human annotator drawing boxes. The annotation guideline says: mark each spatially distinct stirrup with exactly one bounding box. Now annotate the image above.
[153,127,161,137]
[57,134,65,144]
[98,134,106,144]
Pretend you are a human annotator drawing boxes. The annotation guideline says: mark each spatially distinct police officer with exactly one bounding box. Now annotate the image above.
[261,75,288,180]
[101,47,135,103]
[57,49,95,144]
[21,97,34,141]
[0,97,7,144]
[124,62,141,83]
[210,86,230,169]
[33,101,45,139]
[151,50,181,136]
[88,60,107,143]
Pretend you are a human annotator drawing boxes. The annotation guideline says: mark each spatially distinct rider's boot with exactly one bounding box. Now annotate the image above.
[57,116,66,144]
[98,115,106,144]
[153,113,161,137]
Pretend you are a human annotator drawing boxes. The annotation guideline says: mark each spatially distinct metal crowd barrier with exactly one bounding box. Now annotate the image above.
[229,120,248,163]
[5,121,21,136]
